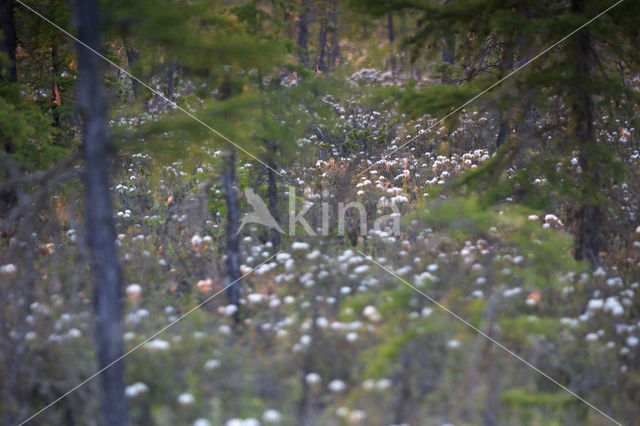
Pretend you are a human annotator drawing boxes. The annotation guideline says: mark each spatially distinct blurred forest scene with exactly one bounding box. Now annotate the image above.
[1,0,640,425]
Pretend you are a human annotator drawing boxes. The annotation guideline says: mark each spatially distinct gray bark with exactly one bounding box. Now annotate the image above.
[297,2,309,66]
[0,0,17,82]
[571,0,600,265]
[75,0,127,424]
[222,150,242,321]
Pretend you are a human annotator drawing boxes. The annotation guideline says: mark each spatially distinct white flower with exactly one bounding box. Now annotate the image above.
[204,359,221,370]
[587,299,604,311]
[353,265,369,274]
[328,379,346,393]
[177,392,195,405]
[604,297,624,316]
[363,305,381,322]
[306,250,321,260]
[305,372,321,385]
[362,379,375,391]
[191,234,203,246]
[447,340,461,349]
[316,317,329,328]
[247,293,263,304]
[125,382,149,398]
[145,338,170,351]
[262,409,282,423]
[585,333,599,342]
[348,409,367,424]
[223,305,238,316]
[194,419,212,426]
[0,264,17,275]
[126,284,142,298]
[291,242,310,251]
[300,335,312,346]
[346,332,358,342]
[375,378,392,390]
[627,336,639,347]
[67,328,82,339]
[336,407,350,417]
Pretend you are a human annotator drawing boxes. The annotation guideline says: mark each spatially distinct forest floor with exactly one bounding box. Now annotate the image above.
[3,68,640,426]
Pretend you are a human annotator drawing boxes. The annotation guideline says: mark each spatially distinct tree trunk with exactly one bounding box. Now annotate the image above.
[388,13,397,75]
[495,41,513,148]
[0,0,17,82]
[328,0,339,69]
[122,38,139,102]
[75,0,127,424]
[441,0,454,65]
[267,155,280,251]
[317,9,328,71]
[442,33,455,64]
[51,43,61,129]
[570,0,600,265]
[221,150,242,321]
[0,0,18,217]
[495,110,508,149]
[296,2,309,67]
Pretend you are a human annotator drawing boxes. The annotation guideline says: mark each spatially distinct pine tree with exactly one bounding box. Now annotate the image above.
[362,0,640,264]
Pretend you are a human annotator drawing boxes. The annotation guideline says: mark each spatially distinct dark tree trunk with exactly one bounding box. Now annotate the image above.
[496,110,508,148]
[571,0,600,265]
[221,150,242,321]
[51,43,61,128]
[317,11,328,71]
[495,41,513,148]
[328,0,339,69]
[442,32,455,64]
[0,0,18,217]
[267,155,280,251]
[388,13,397,75]
[75,0,127,424]
[296,2,309,66]
[123,38,139,102]
[0,0,17,82]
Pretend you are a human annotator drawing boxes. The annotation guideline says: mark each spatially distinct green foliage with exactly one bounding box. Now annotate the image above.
[0,82,64,169]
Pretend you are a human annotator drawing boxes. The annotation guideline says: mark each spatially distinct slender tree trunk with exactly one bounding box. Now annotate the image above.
[328,0,339,69]
[75,0,127,424]
[51,44,61,129]
[495,41,513,148]
[0,0,17,82]
[388,13,397,75]
[221,150,242,321]
[0,0,18,217]
[122,38,139,102]
[442,33,455,64]
[317,9,328,71]
[441,0,455,66]
[571,0,600,264]
[267,154,280,251]
[296,2,309,67]
[496,110,508,149]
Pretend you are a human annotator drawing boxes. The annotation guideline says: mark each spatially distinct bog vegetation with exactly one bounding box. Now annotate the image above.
[1,0,639,425]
